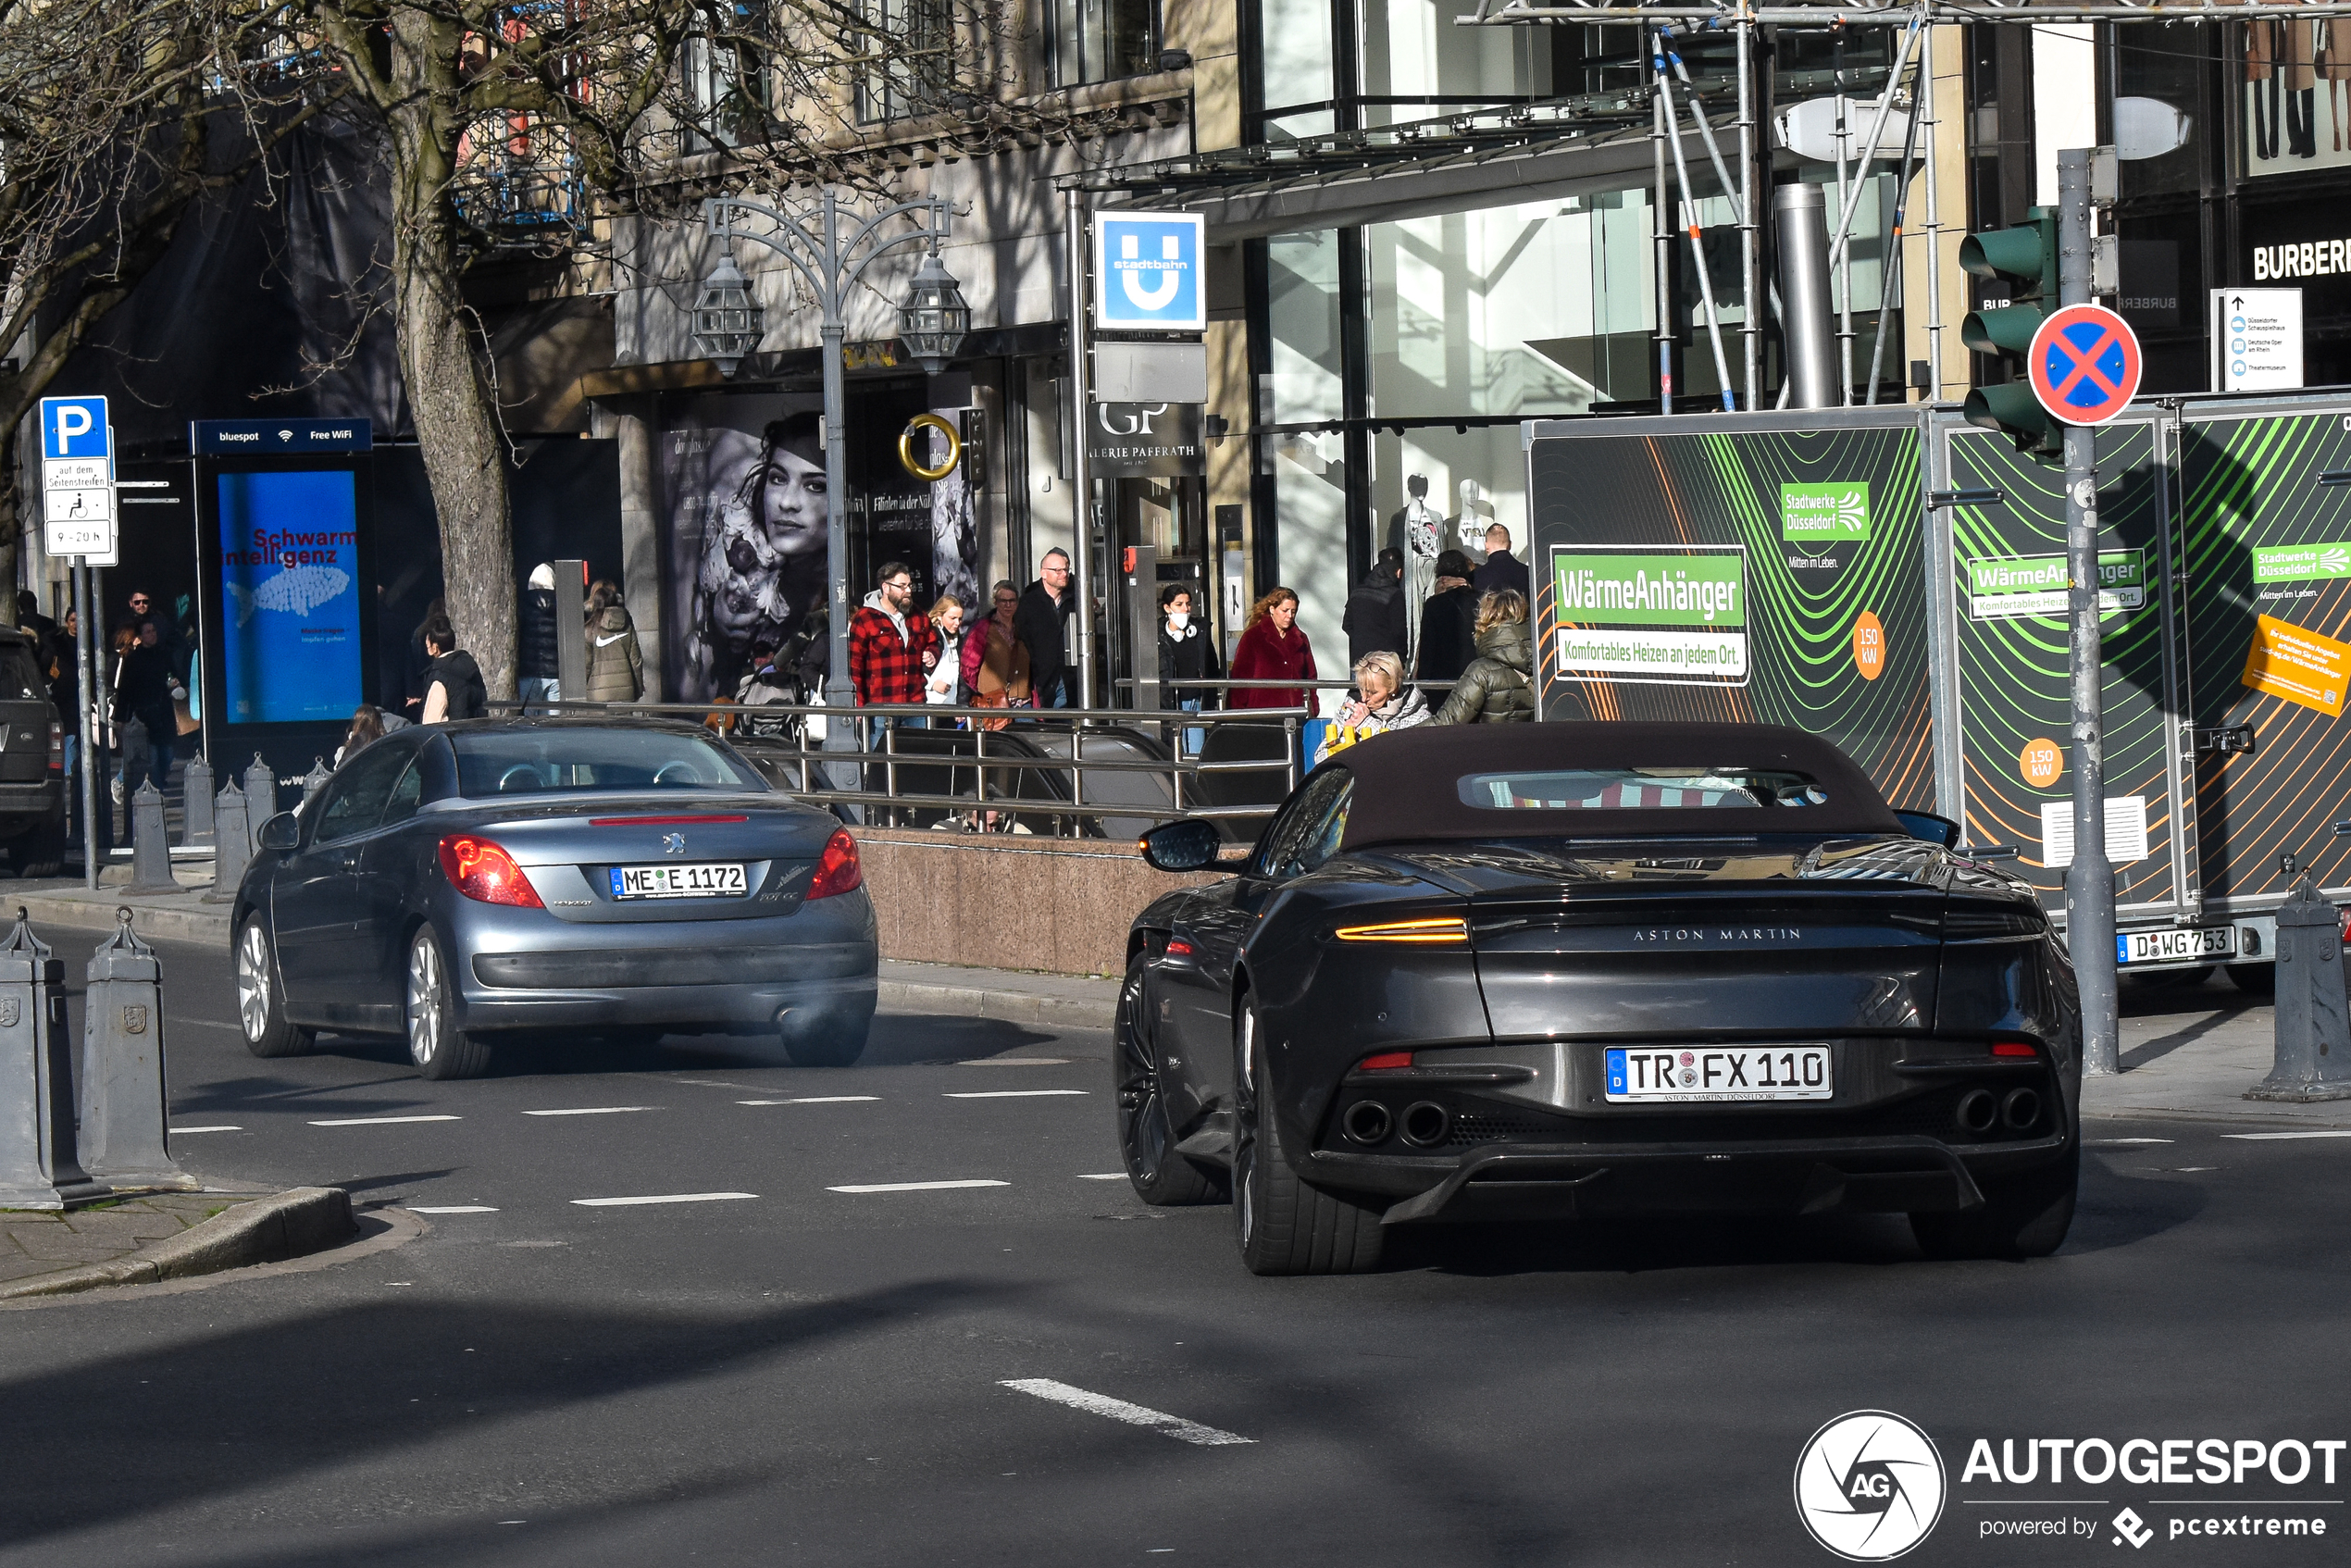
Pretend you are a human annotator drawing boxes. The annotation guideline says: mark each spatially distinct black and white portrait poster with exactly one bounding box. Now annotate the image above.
[659,392,823,703]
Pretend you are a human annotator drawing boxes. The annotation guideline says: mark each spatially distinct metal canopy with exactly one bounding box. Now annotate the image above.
[1462,1,2351,22]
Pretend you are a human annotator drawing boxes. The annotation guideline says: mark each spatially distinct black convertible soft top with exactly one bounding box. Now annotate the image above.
[1334,722,1907,850]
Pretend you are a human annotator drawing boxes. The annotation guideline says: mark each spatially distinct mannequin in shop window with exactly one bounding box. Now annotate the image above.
[1387,475,1442,665]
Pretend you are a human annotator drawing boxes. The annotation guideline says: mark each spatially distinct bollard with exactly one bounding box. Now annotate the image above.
[0,910,103,1208]
[243,752,276,834]
[205,780,250,903]
[126,778,177,893]
[2246,876,2351,1101]
[302,756,331,803]
[79,908,194,1193]
[181,752,215,844]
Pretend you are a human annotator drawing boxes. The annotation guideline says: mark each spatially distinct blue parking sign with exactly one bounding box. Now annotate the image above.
[1094,213,1205,331]
[39,396,109,460]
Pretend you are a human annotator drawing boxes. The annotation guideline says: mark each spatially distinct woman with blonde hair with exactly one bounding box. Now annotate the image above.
[1434,589,1534,725]
[925,593,967,713]
[1315,649,1429,763]
[962,579,1031,732]
[1229,586,1316,711]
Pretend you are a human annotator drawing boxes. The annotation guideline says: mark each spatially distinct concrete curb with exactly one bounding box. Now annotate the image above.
[0,1187,355,1300]
[9,890,230,946]
[877,977,1116,1031]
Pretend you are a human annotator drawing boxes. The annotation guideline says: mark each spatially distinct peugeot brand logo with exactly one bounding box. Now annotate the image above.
[1794,1411,1947,1562]
[663,833,686,855]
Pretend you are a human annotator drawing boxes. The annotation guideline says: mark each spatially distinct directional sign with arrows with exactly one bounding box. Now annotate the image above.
[2027,304,2143,427]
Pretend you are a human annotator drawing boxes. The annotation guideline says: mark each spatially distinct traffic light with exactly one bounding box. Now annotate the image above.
[1959,207,2060,454]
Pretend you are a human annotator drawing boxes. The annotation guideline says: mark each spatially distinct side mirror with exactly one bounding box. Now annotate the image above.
[1138,818,1220,873]
[257,812,302,852]
[1895,810,1960,850]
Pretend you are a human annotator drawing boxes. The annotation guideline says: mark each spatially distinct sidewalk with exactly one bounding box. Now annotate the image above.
[1,1193,255,1292]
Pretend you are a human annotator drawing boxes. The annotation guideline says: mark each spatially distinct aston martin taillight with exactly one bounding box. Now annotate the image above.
[1358,1051,1414,1072]
[808,829,863,900]
[1335,916,1470,944]
[437,835,542,908]
[1991,1041,2038,1058]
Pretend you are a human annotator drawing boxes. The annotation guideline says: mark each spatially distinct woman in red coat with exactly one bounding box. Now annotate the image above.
[1229,587,1316,709]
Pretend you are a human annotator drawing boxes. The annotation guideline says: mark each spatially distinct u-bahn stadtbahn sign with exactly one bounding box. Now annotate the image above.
[2028,304,2143,427]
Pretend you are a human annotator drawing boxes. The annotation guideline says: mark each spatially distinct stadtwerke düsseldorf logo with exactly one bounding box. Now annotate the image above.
[1795,1410,1948,1562]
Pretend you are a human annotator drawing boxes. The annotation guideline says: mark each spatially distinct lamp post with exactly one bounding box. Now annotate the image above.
[690,188,968,792]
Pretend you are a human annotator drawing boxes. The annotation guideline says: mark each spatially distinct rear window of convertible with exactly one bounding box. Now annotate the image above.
[450,730,767,796]
[1458,766,1830,810]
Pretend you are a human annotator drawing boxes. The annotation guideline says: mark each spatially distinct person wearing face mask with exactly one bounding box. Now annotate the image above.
[1155,583,1223,755]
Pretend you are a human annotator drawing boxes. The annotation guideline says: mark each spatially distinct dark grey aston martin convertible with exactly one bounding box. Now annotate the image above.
[231,720,877,1078]
[1121,722,2083,1276]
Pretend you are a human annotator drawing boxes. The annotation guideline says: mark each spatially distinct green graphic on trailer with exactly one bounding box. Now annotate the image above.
[1551,547,1748,685]
[2179,410,2351,900]
[1526,420,1932,807]
[1945,420,2175,912]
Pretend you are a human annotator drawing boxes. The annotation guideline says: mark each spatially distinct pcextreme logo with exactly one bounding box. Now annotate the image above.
[1782,482,1872,541]
[1795,1411,1948,1562]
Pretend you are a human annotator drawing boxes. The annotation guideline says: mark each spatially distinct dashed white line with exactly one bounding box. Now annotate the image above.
[571,1192,759,1207]
[524,1106,655,1116]
[410,1205,500,1214]
[827,1179,1010,1194]
[944,1089,1089,1100]
[962,1058,1072,1067]
[737,1096,881,1105]
[1076,1173,1127,1180]
[2223,1129,2351,1140]
[170,1126,243,1134]
[2087,1138,2174,1146]
[999,1378,1254,1447]
[308,1114,463,1126]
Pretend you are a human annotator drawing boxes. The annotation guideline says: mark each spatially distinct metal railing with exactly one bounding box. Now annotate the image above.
[484,692,1316,840]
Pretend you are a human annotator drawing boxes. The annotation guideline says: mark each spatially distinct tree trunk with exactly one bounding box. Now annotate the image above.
[385,10,516,701]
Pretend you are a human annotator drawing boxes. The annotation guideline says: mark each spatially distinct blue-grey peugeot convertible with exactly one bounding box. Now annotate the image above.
[231,720,877,1078]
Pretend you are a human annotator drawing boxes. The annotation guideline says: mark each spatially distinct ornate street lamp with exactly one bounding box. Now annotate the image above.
[898,248,971,374]
[689,253,765,377]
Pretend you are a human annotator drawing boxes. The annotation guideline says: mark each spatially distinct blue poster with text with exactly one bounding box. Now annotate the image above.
[218,470,363,724]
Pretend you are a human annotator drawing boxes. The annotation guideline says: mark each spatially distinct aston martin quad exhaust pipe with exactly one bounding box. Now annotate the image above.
[1342,1101,1393,1145]
[1401,1101,1451,1148]
[1955,1089,1998,1135]
[2002,1088,2042,1131]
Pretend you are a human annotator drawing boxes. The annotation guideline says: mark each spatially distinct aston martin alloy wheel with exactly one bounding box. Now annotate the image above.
[1114,953,1223,1205]
[236,915,313,1060]
[1233,1002,1384,1276]
[404,927,491,1080]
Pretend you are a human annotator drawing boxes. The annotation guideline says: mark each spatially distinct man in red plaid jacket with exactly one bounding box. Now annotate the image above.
[848,560,939,707]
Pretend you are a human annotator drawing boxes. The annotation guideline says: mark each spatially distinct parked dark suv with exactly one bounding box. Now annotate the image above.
[0,628,66,877]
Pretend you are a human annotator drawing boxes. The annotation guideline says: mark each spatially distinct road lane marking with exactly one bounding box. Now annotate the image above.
[2223,1129,2351,1140]
[827,1179,1009,1194]
[2087,1138,2173,1146]
[963,1058,1071,1066]
[737,1096,881,1105]
[944,1089,1089,1100]
[1076,1173,1126,1180]
[170,1126,243,1134]
[177,1019,244,1030]
[998,1379,1254,1447]
[410,1205,499,1214]
[524,1106,656,1116]
[570,1192,758,1207]
[308,1114,463,1126]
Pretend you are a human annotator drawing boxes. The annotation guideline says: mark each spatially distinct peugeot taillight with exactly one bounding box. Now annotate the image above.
[808,829,863,900]
[436,835,542,908]
[46,721,60,775]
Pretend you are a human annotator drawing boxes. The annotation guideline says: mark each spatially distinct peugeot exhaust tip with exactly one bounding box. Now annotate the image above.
[1400,1101,1450,1147]
[2001,1088,2042,1131]
[1341,1100,1393,1145]
[1956,1089,1999,1135]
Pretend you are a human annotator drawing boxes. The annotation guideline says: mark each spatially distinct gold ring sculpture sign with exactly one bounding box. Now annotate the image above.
[898,413,961,481]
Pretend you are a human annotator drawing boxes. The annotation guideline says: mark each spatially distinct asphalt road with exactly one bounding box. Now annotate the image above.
[4,932,2348,1568]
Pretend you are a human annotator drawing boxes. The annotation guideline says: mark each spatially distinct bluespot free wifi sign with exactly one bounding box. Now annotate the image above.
[1093,212,1205,331]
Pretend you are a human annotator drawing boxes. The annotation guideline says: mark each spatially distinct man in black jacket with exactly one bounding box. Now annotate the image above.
[1015,549,1078,709]
[518,564,563,710]
[1472,524,1531,602]
[1414,550,1480,687]
[1343,549,1409,666]
[421,616,488,722]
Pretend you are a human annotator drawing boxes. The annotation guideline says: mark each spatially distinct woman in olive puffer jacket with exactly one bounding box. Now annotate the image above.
[1433,589,1534,724]
[584,579,645,703]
